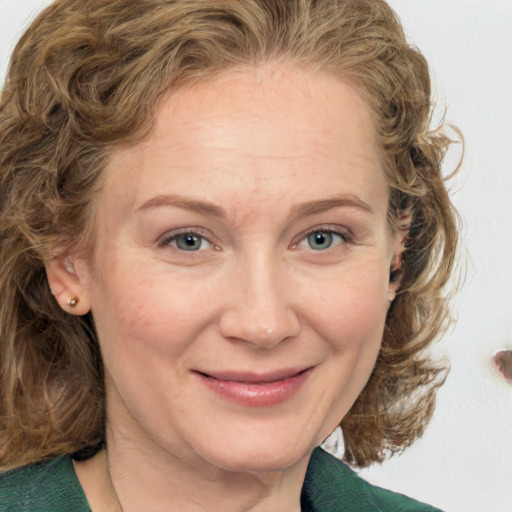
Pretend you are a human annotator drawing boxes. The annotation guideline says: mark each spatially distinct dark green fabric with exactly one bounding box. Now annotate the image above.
[1,447,441,511]
[0,456,90,511]
[300,448,441,511]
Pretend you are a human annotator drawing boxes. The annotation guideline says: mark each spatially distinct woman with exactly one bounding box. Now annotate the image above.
[0,0,458,510]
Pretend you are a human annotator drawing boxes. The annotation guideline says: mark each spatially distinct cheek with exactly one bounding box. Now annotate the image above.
[299,268,390,443]
[90,261,217,366]
[306,261,391,352]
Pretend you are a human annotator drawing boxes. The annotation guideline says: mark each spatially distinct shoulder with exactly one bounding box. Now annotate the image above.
[0,456,90,512]
[301,447,442,512]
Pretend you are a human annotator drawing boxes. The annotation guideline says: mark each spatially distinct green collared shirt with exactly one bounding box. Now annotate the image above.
[0,447,441,511]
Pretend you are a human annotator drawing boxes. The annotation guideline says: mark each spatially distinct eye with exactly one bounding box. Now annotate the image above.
[173,233,206,251]
[294,228,350,251]
[159,230,214,252]
[307,231,335,250]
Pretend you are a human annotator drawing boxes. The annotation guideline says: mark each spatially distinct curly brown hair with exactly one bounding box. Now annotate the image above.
[0,0,459,471]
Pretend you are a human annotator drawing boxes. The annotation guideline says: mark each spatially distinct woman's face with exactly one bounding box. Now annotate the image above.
[74,65,400,473]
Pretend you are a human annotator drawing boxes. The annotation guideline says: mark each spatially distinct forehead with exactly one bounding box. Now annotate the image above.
[152,64,379,157]
[102,64,386,218]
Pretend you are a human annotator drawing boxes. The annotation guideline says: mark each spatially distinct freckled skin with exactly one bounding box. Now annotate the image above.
[70,64,402,512]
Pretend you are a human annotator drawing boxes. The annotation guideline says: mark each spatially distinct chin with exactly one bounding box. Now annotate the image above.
[190,426,320,474]
[211,447,310,474]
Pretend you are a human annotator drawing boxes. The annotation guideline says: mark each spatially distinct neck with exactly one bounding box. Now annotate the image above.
[109,431,306,512]
[75,428,308,512]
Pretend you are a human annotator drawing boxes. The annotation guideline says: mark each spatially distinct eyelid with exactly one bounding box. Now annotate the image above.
[157,227,219,250]
[291,224,354,249]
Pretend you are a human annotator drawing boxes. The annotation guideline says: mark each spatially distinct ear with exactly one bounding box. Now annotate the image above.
[45,253,91,315]
[387,211,411,302]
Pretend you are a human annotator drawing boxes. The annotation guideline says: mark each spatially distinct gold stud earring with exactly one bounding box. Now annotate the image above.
[68,297,79,307]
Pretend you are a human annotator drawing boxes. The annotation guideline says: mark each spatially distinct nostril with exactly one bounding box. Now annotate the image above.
[219,307,299,349]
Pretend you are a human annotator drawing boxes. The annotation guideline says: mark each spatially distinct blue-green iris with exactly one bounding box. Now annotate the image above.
[175,233,203,251]
[307,231,333,250]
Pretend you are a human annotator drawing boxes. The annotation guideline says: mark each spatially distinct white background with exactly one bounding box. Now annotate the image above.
[359,3,512,512]
[1,1,511,511]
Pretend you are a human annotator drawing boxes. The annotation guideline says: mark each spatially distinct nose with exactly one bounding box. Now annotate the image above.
[218,256,300,349]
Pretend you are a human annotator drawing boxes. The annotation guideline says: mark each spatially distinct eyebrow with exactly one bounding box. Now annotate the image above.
[136,194,225,217]
[135,193,373,218]
[292,195,374,217]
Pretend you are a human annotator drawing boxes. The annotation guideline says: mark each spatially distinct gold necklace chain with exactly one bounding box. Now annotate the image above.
[105,448,125,512]
[104,449,303,512]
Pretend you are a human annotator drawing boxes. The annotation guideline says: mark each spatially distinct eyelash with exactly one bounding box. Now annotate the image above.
[157,228,218,252]
[158,225,353,253]
[291,225,354,251]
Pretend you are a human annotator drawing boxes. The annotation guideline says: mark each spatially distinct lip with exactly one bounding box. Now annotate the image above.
[193,367,313,407]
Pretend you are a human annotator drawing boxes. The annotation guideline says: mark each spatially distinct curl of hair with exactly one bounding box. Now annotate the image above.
[0,0,459,470]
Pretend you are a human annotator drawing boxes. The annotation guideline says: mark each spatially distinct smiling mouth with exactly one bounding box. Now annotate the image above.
[196,367,311,383]
[192,367,313,407]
